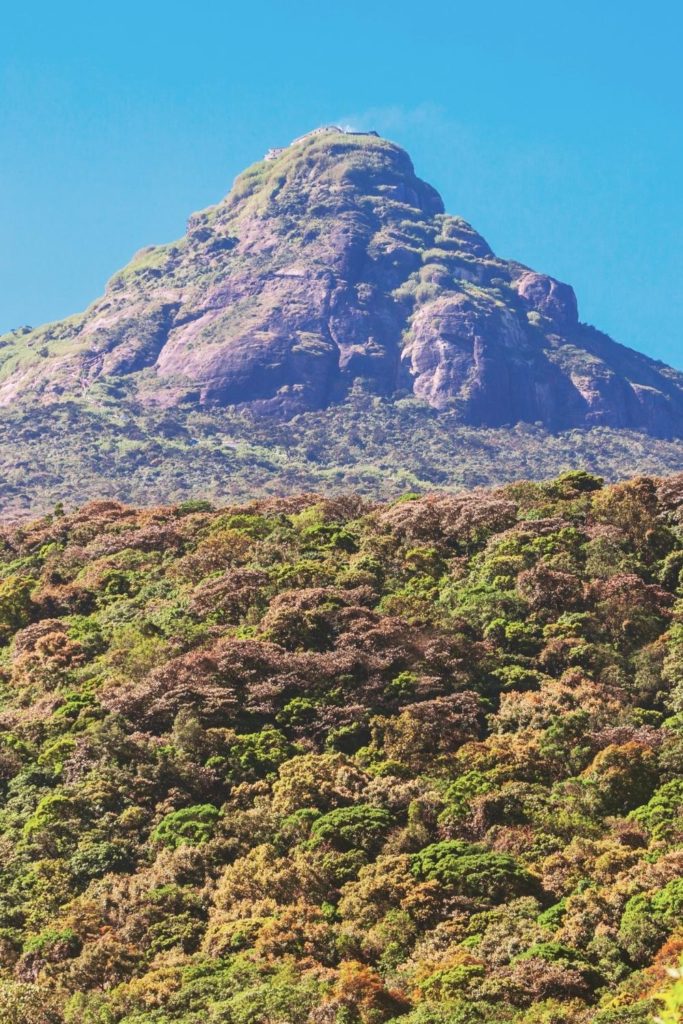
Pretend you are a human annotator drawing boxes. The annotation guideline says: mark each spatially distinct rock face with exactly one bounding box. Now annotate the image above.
[2,125,682,435]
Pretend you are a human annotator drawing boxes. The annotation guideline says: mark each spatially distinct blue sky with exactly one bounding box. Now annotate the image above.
[1,0,681,366]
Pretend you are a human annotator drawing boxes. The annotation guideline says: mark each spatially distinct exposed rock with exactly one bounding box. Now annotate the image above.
[1,128,682,435]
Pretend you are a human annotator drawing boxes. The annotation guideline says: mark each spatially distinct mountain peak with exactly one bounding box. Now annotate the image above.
[217,123,444,225]
[1,131,682,435]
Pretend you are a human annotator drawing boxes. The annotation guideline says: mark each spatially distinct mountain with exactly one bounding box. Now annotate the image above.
[2,126,683,520]
[0,472,682,1022]
[2,125,683,435]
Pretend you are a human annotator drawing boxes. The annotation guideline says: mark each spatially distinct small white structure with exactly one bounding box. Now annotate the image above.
[264,125,379,160]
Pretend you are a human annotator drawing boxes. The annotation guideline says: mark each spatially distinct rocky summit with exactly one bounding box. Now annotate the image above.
[2,125,683,434]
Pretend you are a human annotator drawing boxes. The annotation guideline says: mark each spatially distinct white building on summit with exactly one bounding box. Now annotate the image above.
[264,125,379,161]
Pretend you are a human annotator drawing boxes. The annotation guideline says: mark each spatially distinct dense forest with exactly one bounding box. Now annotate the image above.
[0,472,682,1022]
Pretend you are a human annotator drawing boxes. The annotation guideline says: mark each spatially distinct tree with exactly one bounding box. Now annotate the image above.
[309,804,394,854]
[411,840,537,905]
[0,575,33,640]
[151,805,220,850]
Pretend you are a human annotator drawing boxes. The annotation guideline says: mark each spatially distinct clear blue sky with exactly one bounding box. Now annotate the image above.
[2,1,681,367]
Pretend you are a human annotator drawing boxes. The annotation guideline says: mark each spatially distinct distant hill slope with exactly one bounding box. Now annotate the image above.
[0,472,682,1022]
[4,396,683,519]
[2,126,683,436]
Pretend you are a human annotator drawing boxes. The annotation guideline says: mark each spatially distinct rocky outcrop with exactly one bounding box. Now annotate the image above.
[1,128,682,435]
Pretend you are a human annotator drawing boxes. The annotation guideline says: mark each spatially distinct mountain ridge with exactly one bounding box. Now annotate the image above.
[2,126,683,436]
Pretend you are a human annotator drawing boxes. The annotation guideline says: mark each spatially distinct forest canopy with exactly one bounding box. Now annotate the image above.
[0,471,681,1022]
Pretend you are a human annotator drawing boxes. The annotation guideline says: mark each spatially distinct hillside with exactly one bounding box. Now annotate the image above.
[2,126,683,515]
[5,396,683,520]
[0,472,682,1022]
